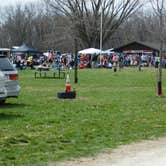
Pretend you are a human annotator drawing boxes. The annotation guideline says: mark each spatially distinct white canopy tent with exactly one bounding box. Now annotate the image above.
[78,48,114,55]
[101,48,114,55]
[78,48,101,55]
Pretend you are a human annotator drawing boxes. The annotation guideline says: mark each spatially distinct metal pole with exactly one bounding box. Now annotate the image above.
[74,38,78,83]
[100,2,103,65]
[100,4,103,51]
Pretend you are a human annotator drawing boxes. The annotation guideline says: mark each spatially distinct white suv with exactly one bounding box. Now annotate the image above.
[0,71,7,103]
[0,55,20,103]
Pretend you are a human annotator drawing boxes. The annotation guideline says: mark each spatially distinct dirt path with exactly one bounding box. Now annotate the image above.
[50,137,166,166]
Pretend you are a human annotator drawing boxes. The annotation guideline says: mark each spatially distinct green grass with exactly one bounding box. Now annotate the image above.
[0,67,166,165]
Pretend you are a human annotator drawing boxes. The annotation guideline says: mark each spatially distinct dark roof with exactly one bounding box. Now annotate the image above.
[114,41,159,52]
[12,44,41,53]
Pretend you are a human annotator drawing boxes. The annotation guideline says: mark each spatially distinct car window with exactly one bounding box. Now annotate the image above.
[0,56,15,71]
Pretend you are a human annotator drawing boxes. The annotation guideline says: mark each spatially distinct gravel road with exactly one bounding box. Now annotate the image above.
[51,137,166,166]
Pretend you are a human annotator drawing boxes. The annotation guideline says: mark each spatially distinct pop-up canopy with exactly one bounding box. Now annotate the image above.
[101,48,114,55]
[78,48,101,55]
[12,44,41,54]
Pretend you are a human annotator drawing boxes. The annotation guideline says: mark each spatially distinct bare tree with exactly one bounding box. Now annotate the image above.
[2,0,165,55]
[44,0,141,48]
[1,3,38,47]
[0,2,61,50]
[112,11,159,46]
[2,5,29,46]
[151,0,166,96]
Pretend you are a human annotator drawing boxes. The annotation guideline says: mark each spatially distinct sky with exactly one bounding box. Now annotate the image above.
[0,0,36,7]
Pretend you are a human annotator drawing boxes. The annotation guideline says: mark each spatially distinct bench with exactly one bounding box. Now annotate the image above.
[34,67,66,79]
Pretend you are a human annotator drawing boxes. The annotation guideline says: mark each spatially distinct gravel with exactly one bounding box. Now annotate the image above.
[51,137,166,166]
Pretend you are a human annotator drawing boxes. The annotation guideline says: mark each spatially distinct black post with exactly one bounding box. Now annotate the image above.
[157,81,162,95]
[157,60,162,96]
[74,38,78,83]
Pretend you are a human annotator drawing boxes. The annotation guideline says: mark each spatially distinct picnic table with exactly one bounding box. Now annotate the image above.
[34,66,66,79]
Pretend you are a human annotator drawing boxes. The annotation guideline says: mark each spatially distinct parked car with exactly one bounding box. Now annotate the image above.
[0,71,7,103]
[0,55,20,103]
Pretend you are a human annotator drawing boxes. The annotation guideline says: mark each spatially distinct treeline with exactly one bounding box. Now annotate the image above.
[0,0,164,52]
[0,2,68,51]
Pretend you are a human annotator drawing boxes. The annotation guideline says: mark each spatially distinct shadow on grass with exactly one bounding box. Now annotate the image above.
[0,103,28,109]
[0,103,27,120]
[0,112,24,120]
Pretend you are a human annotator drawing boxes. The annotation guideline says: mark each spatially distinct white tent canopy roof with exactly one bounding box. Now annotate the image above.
[101,48,114,54]
[78,48,101,55]
[78,48,114,55]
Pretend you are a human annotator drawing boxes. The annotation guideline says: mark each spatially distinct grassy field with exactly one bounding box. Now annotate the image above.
[0,67,166,166]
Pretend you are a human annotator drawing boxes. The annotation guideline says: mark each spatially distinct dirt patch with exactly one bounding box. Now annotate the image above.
[50,137,166,166]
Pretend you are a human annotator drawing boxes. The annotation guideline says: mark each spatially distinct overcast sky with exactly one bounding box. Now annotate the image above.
[0,0,37,7]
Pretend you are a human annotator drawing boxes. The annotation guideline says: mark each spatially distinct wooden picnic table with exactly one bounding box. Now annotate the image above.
[34,66,66,79]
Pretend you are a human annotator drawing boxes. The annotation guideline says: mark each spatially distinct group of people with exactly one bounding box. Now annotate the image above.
[78,53,166,70]
[13,51,75,70]
[12,50,166,71]
[14,54,35,70]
